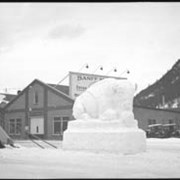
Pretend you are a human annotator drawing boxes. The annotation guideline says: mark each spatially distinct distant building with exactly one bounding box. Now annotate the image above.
[133,105,180,130]
[0,93,16,108]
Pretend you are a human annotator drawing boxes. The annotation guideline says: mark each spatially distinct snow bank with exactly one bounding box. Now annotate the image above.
[0,139,180,178]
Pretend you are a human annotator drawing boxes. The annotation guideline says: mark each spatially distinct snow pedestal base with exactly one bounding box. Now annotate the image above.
[63,120,146,154]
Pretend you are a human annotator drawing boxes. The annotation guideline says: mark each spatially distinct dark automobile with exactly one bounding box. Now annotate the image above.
[146,124,164,138]
[162,123,179,138]
[146,123,180,138]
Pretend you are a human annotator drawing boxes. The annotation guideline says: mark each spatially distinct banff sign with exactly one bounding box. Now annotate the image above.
[69,71,127,99]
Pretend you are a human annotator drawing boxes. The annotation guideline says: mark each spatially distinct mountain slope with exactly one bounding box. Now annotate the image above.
[134,59,180,109]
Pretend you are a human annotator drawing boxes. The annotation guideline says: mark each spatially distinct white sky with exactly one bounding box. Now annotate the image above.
[0,2,180,94]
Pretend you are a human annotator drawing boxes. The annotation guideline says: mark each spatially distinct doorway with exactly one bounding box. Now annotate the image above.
[30,117,44,135]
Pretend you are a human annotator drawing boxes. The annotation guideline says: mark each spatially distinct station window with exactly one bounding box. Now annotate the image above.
[169,119,174,124]
[53,116,69,135]
[34,91,39,105]
[148,119,156,125]
[9,118,22,135]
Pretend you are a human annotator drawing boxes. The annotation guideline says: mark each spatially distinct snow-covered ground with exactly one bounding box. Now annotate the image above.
[0,138,180,178]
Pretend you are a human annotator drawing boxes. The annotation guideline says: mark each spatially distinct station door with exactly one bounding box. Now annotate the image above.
[30,117,44,134]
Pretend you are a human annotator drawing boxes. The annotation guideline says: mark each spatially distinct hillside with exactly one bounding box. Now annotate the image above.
[134,59,180,109]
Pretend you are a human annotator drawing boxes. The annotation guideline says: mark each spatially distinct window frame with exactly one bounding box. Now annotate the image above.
[169,119,174,124]
[53,116,69,136]
[148,119,156,125]
[33,90,39,105]
[9,118,22,135]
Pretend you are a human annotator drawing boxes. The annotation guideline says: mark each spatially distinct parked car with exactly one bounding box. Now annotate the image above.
[146,123,180,138]
[146,124,164,138]
[162,124,180,138]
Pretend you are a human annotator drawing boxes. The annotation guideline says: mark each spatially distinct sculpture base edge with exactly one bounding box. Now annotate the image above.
[62,120,146,154]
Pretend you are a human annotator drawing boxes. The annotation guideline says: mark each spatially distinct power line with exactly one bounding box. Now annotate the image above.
[92,65,103,73]
[105,67,117,75]
[55,63,89,87]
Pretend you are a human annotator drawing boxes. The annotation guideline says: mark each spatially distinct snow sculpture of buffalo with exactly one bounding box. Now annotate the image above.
[73,78,138,128]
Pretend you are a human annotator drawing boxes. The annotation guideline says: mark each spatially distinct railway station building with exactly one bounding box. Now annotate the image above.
[3,79,74,140]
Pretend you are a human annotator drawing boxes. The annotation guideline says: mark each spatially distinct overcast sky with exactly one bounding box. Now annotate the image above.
[0,2,180,94]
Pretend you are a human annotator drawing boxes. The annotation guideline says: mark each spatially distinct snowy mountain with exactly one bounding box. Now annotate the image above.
[134,59,180,109]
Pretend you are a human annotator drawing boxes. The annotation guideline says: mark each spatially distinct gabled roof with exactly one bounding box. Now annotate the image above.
[48,84,69,95]
[0,93,16,108]
[3,79,74,110]
[0,93,16,102]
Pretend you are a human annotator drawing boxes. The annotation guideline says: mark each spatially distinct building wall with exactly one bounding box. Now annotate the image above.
[4,80,74,140]
[48,91,70,107]
[47,109,73,140]
[0,108,4,128]
[7,93,25,110]
[28,83,44,109]
[133,106,180,131]
[4,111,26,139]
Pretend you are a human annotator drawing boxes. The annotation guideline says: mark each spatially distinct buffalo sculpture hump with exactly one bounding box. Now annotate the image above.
[73,78,138,127]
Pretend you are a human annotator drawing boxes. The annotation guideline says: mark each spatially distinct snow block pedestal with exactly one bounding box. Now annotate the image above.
[63,120,146,154]
[63,78,146,154]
